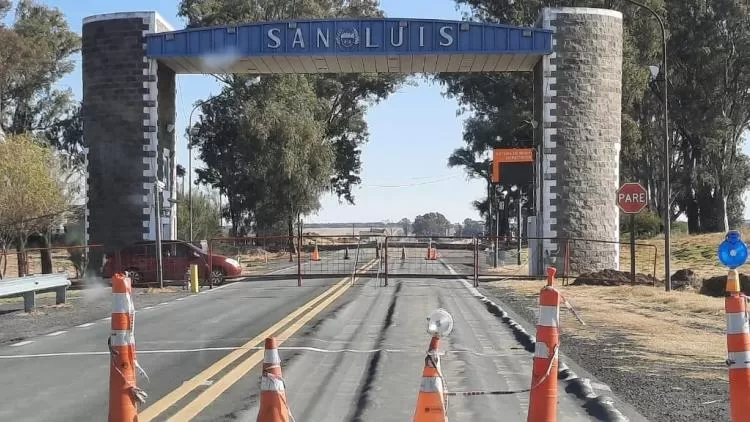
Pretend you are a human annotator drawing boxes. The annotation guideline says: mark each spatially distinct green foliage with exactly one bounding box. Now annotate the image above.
[412,213,452,237]
[399,218,411,236]
[0,0,80,136]
[193,75,333,235]
[176,190,224,241]
[445,0,750,236]
[0,133,69,277]
[461,218,485,237]
[179,0,403,207]
[620,212,662,239]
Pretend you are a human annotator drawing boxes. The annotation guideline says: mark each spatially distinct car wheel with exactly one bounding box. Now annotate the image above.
[209,268,226,287]
[124,268,143,285]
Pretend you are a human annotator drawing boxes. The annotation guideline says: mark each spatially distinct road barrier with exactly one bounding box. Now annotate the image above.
[384,236,476,284]
[108,273,146,422]
[0,274,71,312]
[724,269,750,421]
[413,336,447,422]
[527,267,561,422]
[195,234,660,288]
[257,337,292,422]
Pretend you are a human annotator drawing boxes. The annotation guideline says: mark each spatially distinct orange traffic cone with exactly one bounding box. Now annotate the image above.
[725,269,750,421]
[413,336,447,422]
[108,273,140,422]
[527,267,560,422]
[311,243,321,262]
[257,338,291,422]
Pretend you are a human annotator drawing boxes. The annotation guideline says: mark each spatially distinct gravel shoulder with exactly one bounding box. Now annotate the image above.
[0,284,191,345]
[482,280,729,422]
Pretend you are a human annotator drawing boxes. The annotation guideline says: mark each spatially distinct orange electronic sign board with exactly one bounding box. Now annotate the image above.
[492,148,534,184]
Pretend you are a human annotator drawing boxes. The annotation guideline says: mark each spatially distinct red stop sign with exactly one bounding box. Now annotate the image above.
[617,183,648,214]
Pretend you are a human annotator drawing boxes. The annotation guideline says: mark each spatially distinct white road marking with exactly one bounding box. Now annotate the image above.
[158,302,169,306]
[46,331,67,337]
[75,323,95,328]
[176,297,186,301]
[143,306,154,310]
[200,380,214,386]
[0,346,516,359]
[101,317,111,321]
[9,340,33,347]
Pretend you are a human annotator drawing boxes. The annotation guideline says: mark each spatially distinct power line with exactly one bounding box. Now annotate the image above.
[361,175,461,188]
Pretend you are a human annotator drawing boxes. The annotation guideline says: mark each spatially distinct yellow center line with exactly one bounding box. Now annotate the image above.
[139,260,376,421]
[166,260,378,421]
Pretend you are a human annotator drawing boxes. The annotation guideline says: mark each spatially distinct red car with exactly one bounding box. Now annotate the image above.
[102,240,242,286]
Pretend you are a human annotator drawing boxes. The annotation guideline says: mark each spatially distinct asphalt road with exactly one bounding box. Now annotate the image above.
[0,252,643,421]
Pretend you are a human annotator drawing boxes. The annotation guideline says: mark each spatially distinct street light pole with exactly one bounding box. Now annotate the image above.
[622,0,671,291]
[154,181,165,289]
[187,104,201,243]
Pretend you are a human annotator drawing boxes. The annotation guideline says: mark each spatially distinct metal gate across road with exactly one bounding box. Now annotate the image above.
[383,237,477,286]
[204,235,658,287]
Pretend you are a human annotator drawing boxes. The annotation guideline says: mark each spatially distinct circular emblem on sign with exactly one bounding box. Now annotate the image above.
[336,28,360,49]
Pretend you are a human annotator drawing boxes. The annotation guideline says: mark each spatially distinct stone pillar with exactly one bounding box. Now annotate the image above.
[534,8,623,274]
[82,12,176,260]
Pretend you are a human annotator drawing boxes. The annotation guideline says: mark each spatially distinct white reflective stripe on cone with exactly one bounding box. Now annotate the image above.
[726,312,750,335]
[260,375,285,391]
[538,305,559,327]
[420,376,443,392]
[264,349,281,364]
[111,330,135,346]
[728,351,750,369]
[112,293,134,314]
[534,342,551,359]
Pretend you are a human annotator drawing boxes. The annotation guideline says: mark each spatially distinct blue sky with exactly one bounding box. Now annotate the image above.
[30,0,485,225]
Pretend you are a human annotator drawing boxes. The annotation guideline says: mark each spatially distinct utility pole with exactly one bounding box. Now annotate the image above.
[517,193,522,266]
[620,0,671,290]
[154,181,164,289]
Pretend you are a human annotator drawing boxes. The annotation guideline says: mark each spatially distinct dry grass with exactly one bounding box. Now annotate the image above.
[1,249,80,279]
[142,287,180,294]
[624,230,747,280]
[483,230,735,282]
[494,280,728,379]
[0,290,82,304]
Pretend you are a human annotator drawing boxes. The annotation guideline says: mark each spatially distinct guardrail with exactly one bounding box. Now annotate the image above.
[0,274,71,312]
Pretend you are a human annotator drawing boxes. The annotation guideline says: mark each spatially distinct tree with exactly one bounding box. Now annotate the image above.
[461,218,485,237]
[0,133,69,278]
[179,0,404,206]
[399,218,411,236]
[0,1,81,273]
[412,213,452,237]
[0,0,80,136]
[193,75,333,236]
[666,0,750,231]
[176,190,223,241]
[445,0,750,235]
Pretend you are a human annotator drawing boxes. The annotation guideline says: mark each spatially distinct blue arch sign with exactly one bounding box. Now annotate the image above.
[146,18,553,74]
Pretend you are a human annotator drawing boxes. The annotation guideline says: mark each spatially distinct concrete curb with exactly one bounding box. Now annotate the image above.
[459,279,629,422]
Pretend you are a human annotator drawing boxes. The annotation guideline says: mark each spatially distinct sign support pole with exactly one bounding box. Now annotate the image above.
[517,196,522,266]
[630,214,636,283]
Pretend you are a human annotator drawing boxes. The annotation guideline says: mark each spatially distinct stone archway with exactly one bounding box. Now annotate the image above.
[82,8,623,275]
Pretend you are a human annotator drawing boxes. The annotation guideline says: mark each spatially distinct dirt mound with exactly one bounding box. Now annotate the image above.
[572,269,659,286]
[700,273,750,297]
[671,269,701,290]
